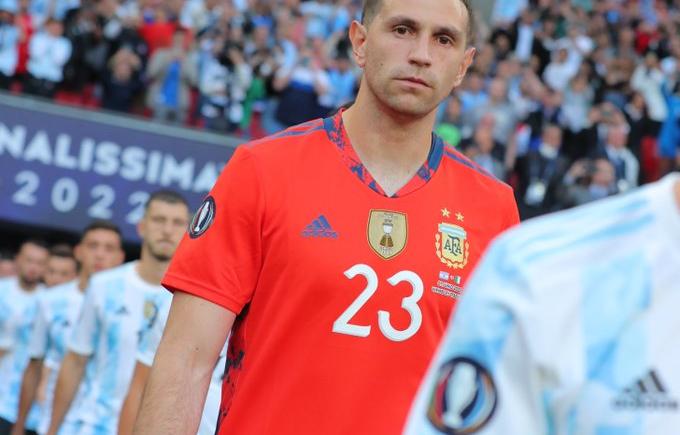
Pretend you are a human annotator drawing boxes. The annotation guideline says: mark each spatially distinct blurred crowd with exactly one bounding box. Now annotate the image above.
[0,0,680,219]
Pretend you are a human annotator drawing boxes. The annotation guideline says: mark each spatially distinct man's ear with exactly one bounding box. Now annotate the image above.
[349,20,369,68]
[453,46,476,88]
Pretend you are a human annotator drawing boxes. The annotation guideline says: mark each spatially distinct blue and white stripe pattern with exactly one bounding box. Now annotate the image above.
[405,174,680,435]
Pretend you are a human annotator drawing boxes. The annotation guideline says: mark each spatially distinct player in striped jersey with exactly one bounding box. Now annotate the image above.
[45,192,189,435]
[11,221,124,435]
[405,174,680,435]
[117,292,227,435]
[0,240,49,435]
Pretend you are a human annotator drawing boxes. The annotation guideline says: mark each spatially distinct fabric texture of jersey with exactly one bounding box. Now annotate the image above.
[163,111,519,435]
[28,280,89,434]
[137,293,227,435]
[404,174,680,435]
[67,262,168,434]
[0,277,42,429]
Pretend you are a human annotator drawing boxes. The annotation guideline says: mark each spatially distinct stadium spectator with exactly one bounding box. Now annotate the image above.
[0,1,19,89]
[42,244,77,288]
[561,157,618,207]
[145,26,197,124]
[514,123,570,218]
[0,239,49,434]
[596,125,640,193]
[272,39,331,128]
[24,17,72,98]
[101,46,144,112]
[197,26,252,133]
[10,221,124,435]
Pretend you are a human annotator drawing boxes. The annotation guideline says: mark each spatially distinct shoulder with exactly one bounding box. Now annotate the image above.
[88,263,135,294]
[490,185,655,275]
[241,118,328,158]
[38,281,76,305]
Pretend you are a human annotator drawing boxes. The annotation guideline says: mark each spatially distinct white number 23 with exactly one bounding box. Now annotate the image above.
[332,264,423,342]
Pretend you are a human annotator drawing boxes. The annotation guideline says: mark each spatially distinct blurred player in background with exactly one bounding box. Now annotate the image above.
[134,0,519,434]
[404,173,680,435]
[42,245,78,289]
[45,191,189,435]
[0,240,49,434]
[117,292,227,435]
[11,221,125,435]
[0,250,16,278]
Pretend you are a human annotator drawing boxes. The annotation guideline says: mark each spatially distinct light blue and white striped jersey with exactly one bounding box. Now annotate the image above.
[0,277,42,428]
[28,280,88,434]
[66,262,167,435]
[405,174,680,435]
[137,294,226,435]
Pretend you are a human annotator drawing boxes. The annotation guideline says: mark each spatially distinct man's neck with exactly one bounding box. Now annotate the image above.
[674,180,680,211]
[136,255,169,287]
[342,88,436,196]
[18,278,38,293]
[77,271,90,292]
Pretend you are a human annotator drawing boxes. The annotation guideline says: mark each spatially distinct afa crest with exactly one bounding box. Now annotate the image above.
[367,210,408,260]
[436,223,469,269]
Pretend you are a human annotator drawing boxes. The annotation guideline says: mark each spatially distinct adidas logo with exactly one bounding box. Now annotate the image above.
[115,306,130,316]
[301,215,338,239]
[613,370,678,411]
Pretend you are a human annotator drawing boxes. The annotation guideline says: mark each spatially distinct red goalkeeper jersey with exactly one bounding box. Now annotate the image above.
[163,110,519,435]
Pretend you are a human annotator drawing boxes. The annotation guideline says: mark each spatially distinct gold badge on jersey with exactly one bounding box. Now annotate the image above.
[144,300,157,320]
[436,219,469,269]
[367,210,408,260]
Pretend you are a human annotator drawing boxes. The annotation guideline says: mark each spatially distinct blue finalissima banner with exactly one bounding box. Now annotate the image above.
[0,94,238,242]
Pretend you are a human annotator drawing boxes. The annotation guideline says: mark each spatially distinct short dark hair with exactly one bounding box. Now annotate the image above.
[80,220,123,244]
[0,249,15,261]
[144,190,189,213]
[49,243,75,259]
[361,0,475,44]
[20,238,49,252]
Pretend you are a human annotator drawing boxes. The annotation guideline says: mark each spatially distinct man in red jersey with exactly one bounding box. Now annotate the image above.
[133,1,519,434]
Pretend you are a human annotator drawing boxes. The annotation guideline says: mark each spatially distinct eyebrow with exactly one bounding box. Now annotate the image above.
[385,15,464,40]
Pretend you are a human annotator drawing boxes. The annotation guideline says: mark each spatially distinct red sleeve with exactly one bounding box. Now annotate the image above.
[162,147,265,315]
[502,184,520,231]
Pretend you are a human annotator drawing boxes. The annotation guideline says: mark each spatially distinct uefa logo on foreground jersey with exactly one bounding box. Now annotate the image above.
[427,357,497,434]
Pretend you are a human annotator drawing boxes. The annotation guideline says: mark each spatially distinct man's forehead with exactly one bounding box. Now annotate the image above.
[377,0,468,27]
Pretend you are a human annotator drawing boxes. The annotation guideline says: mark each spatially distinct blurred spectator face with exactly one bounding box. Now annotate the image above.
[15,242,49,289]
[0,259,15,278]
[0,11,11,23]
[465,72,483,92]
[74,228,124,275]
[113,61,134,81]
[336,55,352,72]
[542,125,562,149]
[474,126,494,154]
[631,92,646,111]
[137,199,189,262]
[607,127,628,150]
[44,255,77,287]
[46,20,64,37]
[352,0,475,117]
[556,48,569,63]
[172,29,187,50]
[254,25,270,48]
[489,79,507,102]
[592,159,615,187]
[644,52,659,69]
[445,96,461,119]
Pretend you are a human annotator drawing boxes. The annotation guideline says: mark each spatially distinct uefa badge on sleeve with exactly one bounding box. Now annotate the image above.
[427,357,497,434]
[189,196,216,239]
